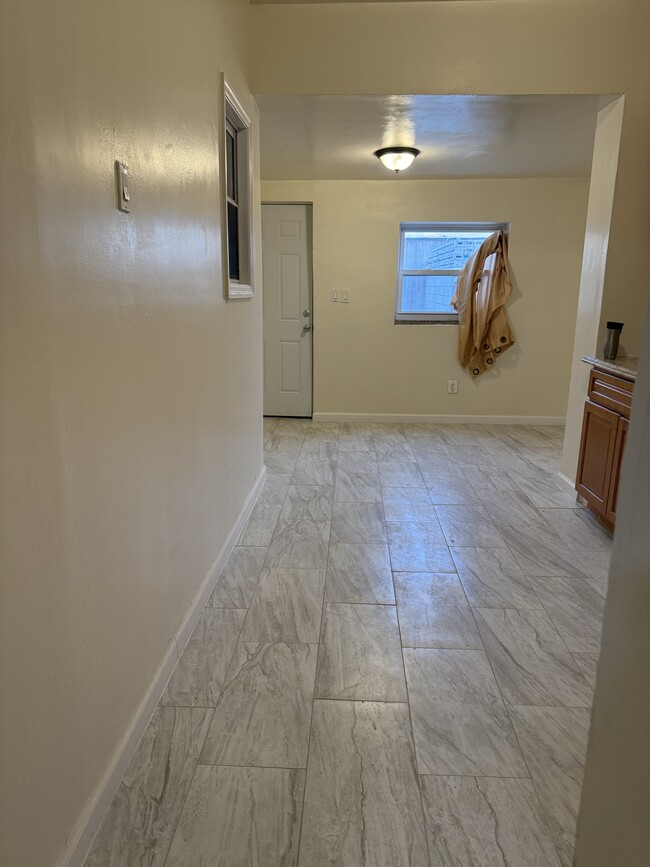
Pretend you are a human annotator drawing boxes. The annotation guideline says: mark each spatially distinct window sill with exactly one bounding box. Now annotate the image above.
[227,281,253,301]
[394,317,458,325]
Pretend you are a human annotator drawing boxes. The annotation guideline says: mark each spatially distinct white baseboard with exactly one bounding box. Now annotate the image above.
[312,412,566,425]
[555,470,580,500]
[57,465,267,867]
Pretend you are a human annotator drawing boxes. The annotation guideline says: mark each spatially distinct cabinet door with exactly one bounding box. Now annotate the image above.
[576,400,619,515]
[605,415,629,523]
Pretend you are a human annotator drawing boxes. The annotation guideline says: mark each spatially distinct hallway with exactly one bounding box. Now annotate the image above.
[85,420,610,866]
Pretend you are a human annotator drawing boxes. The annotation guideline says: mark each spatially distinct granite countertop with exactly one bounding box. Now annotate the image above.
[582,354,639,382]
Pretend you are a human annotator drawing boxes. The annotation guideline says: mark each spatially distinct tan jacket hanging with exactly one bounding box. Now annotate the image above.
[451,230,515,376]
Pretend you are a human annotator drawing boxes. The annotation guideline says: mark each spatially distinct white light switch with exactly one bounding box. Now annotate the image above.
[341,288,350,303]
[115,161,131,213]
[331,289,339,302]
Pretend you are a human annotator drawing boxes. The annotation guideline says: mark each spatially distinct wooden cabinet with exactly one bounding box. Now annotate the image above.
[576,367,634,527]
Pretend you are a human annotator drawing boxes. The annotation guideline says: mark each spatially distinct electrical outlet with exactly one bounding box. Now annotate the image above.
[331,289,339,302]
[448,379,458,394]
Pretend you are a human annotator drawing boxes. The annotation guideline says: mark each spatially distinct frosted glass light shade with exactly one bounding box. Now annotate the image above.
[374,146,421,173]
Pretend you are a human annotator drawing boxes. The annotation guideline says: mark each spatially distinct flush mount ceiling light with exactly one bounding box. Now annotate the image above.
[374,146,421,173]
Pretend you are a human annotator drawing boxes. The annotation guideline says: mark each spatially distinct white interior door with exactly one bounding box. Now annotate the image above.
[262,204,313,417]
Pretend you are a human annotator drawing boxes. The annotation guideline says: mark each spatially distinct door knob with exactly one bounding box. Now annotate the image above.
[303,309,310,317]
[303,324,311,332]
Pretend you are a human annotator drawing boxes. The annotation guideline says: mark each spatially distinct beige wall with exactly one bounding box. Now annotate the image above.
[574,293,650,865]
[263,178,589,418]
[0,2,261,866]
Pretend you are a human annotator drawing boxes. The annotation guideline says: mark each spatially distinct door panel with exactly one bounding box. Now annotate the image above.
[263,204,313,417]
[606,416,629,523]
[576,400,618,515]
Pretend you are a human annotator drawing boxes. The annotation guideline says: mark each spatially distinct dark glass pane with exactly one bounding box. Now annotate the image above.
[226,127,237,202]
[400,275,458,314]
[402,230,491,271]
[227,201,239,280]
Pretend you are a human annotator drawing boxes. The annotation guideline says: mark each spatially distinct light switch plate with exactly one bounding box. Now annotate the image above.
[341,288,350,303]
[115,161,131,213]
[331,289,339,302]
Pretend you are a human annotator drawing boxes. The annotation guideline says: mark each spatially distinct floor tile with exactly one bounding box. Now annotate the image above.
[404,648,528,777]
[265,452,298,475]
[264,519,330,569]
[257,473,292,505]
[533,575,605,653]
[299,441,338,462]
[242,568,325,643]
[474,608,592,707]
[436,504,507,548]
[540,508,612,552]
[420,775,562,867]
[574,547,611,595]
[299,700,429,867]
[165,766,304,867]
[394,572,481,649]
[162,609,245,707]
[386,521,455,572]
[378,459,425,487]
[338,426,374,452]
[84,706,213,867]
[418,460,465,484]
[573,652,598,689]
[477,489,543,527]
[450,546,542,609]
[292,457,337,486]
[334,469,382,503]
[237,503,281,546]
[325,541,394,604]
[331,502,386,543]
[510,706,590,866]
[511,475,582,509]
[336,451,378,473]
[381,486,436,523]
[426,477,479,504]
[499,523,588,578]
[200,642,317,768]
[279,485,333,523]
[207,547,266,609]
[460,465,520,495]
[265,434,304,455]
[315,603,407,701]
[404,648,526,776]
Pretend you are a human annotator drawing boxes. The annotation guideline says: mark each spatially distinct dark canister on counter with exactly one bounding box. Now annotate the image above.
[603,321,624,360]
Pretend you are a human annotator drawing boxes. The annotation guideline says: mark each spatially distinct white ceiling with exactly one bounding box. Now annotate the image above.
[257,94,601,180]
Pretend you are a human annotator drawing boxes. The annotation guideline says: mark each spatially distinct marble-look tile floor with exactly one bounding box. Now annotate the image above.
[85,420,611,867]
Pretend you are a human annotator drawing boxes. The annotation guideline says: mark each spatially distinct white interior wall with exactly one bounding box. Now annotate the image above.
[262,178,589,420]
[0,2,261,866]
[561,99,626,482]
[574,289,650,865]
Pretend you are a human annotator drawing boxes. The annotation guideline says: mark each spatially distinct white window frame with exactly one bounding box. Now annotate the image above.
[220,75,254,300]
[395,222,509,323]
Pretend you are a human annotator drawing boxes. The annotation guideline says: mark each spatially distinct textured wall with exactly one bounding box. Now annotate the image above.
[0,2,261,865]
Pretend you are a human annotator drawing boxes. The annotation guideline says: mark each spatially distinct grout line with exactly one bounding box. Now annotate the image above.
[295,448,334,867]
[391,551,437,867]
[462,592,566,865]
[159,706,216,867]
